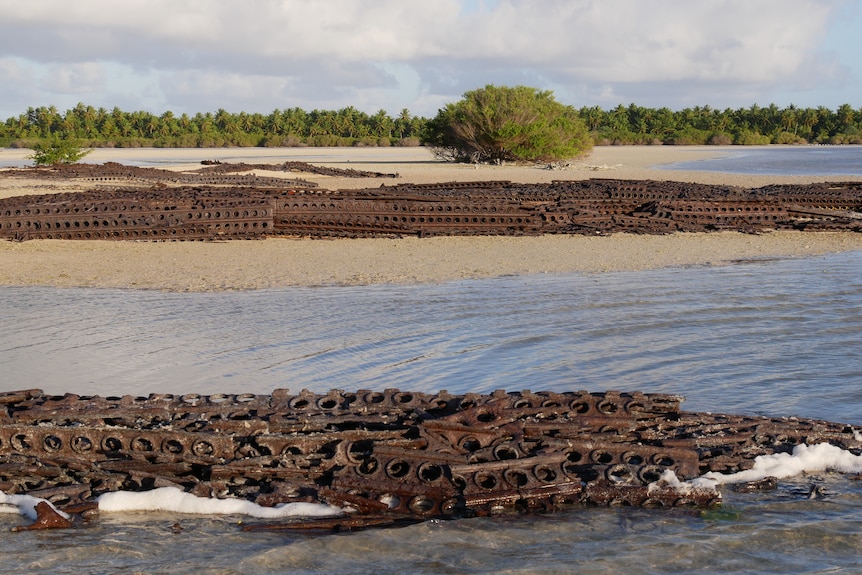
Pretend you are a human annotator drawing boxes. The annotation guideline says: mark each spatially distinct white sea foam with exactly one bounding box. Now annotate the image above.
[5,444,861,522]
[654,442,862,494]
[96,486,345,519]
[648,469,720,496]
[0,491,70,521]
[703,442,862,485]
[2,486,344,521]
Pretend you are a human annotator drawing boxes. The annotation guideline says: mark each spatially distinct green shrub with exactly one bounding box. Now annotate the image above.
[422,85,592,163]
[29,137,91,165]
[734,130,771,145]
[663,128,710,145]
[307,134,349,147]
[396,136,421,147]
[773,131,807,144]
[354,136,380,147]
[707,132,733,146]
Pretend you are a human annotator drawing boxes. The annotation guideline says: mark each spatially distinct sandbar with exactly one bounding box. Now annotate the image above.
[1,145,860,291]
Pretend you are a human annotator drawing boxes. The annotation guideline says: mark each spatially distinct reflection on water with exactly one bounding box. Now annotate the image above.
[2,251,861,574]
[663,145,862,176]
[0,146,432,169]
[2,251,860,422]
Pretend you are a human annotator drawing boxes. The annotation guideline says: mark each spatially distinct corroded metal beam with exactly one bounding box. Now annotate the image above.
[2,172,860,241]
[2,388,861,531]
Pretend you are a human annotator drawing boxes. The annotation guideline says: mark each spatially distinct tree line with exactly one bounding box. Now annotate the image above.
[0,104,426,149]
[581,102,862,146]
[2,100,860,150]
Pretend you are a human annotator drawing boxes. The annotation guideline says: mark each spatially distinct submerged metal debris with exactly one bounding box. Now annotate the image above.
[2,388,861,531]
[1,165,860,241]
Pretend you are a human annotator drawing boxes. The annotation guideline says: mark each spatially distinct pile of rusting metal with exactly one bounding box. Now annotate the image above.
[197,160,399,179]
[2,388,861,531]
[1,163,860,241]
[0,160,397,186]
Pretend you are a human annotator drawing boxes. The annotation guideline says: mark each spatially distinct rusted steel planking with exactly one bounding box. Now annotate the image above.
[2,173,860,241]
[2,388,862,531]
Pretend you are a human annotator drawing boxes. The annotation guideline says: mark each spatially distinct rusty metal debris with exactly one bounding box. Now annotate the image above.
[1,161,323,189]
[1,164,860,241]
[2,388,861,531]
[194,160,399,179]
[9,501,72,532]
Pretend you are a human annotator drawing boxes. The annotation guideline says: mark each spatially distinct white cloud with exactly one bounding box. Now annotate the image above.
[451,0,833,83]
[41,62,106,94]
[0,58,26,82]
[0,0,451,61]
[0,0,854,118]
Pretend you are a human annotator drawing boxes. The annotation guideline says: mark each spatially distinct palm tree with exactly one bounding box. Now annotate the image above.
[178,113,193,133]
[609,104,629,134]
[814,106,835,139]
[799,108,819,140]
[836,104,855,132]
[337,106,361,137]
[99,115,119,139]
[144,115,159,138]
[117,117,134,138]
[238,112,255,133]
[579,106,604,132]
[283,108,308,136]
[196,112,214,134]
[396,108,412,138]
[214,108,237,134]
[650,107,677,139]
[370,109,394,139]
[780,104,799,135]
[61,113,79,137]
[266,109,286,135]
[160,111,178,138]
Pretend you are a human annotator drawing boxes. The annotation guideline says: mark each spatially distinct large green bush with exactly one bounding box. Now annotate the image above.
[422,85,592,163]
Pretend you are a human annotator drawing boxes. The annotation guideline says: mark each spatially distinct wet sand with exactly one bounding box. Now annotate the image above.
[1,146,861,291]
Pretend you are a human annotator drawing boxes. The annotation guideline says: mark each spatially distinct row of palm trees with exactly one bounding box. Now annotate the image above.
[1,104,426,148]
[2,101,860,149]
[581,103,862,145]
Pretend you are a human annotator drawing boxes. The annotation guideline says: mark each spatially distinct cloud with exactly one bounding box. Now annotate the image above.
[0,0,448,63]
[0,58,38,109]
[41,62,106,94]
[0,0,852,118]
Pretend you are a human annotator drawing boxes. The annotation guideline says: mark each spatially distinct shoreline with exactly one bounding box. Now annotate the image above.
[2,231,860,291]
[2,146,861,291]
[5,145,862,195]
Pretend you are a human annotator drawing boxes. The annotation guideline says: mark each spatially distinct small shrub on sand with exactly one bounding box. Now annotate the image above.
[30,137,91,165]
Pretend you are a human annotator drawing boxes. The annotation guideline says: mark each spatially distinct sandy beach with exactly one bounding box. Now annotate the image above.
[2,145,861,291]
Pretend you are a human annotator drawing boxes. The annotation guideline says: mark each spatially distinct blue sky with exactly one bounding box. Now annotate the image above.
[0,0,859,120]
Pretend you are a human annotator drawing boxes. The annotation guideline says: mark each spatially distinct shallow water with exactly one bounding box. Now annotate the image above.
[663,145,862,176]
[2,252,861,421]
[3,144,860,175]
[2,251,862,573]
[0,146,426,169]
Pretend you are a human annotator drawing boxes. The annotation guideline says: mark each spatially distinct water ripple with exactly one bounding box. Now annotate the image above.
[2,250,862,575]
[1,251,860,423]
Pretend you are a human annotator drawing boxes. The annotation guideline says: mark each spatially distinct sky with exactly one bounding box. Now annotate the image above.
[0,0,860,121]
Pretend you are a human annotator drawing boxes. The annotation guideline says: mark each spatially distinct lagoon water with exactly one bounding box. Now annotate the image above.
[3,143,861,175]
[663,145,862,176]
[2,148,862,573]
[2,251,862,574]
